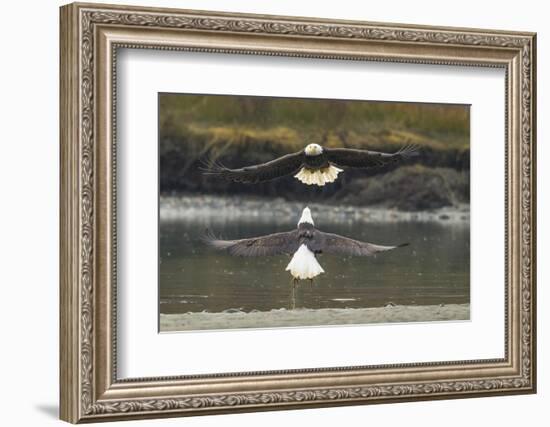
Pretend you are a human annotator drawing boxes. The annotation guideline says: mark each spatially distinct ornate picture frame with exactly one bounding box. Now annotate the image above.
[60,2,536,423]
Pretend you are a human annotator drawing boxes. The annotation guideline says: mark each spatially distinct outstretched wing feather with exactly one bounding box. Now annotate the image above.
[203,151,304,184]
[312,231,408,256]
[204,230,300,257]
[325,144,419,169]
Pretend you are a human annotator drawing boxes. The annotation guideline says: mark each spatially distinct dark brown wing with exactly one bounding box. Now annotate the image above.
[203,151,304,184]
[325,144,418,169]
[309,230,408,257]
[203,230,300,257]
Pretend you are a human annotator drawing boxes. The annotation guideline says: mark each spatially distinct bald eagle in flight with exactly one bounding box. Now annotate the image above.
[204,143,418,186]
[204,207,408,283]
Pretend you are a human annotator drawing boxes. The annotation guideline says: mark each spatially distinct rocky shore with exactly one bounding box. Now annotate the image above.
[160,194,470,224]
[160,303,470,332]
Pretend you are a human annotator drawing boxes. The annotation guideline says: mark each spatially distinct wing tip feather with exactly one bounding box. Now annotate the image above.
[201,229,231,250]
[396,143,420,158]
[199,157,229,175]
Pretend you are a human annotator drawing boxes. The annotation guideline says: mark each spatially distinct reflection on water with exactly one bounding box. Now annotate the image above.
[159,215,470,314]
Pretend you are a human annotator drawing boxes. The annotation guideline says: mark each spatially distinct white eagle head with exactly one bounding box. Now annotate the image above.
[298,207,314,226]
[304,143,323,156]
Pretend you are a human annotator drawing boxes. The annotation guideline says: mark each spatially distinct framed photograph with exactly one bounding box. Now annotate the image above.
[60,2,536,423]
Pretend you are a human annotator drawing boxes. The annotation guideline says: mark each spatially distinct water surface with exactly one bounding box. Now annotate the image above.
[159,216,470,315]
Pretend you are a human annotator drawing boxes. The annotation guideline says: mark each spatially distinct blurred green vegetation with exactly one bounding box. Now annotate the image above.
[160,94,469,152]
[159,93,470,209]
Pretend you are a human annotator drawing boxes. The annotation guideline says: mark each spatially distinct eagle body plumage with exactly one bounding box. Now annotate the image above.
[204,207,408,281]
[203,143,418,186]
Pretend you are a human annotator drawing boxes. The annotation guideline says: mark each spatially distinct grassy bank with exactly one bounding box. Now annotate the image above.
[159,94,470,210]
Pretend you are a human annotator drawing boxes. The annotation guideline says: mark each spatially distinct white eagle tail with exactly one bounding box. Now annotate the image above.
[286,244,325,280]
[294,165,343,186]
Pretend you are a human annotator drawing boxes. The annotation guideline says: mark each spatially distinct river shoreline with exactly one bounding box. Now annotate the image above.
[160,194,469,224]
[160,303,470,332]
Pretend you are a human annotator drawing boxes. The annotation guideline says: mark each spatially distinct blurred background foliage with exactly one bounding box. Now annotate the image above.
[159,94,470,210]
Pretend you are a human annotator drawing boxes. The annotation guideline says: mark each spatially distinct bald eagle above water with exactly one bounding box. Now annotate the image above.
[204,207,409,283]
[203,143,418,186]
